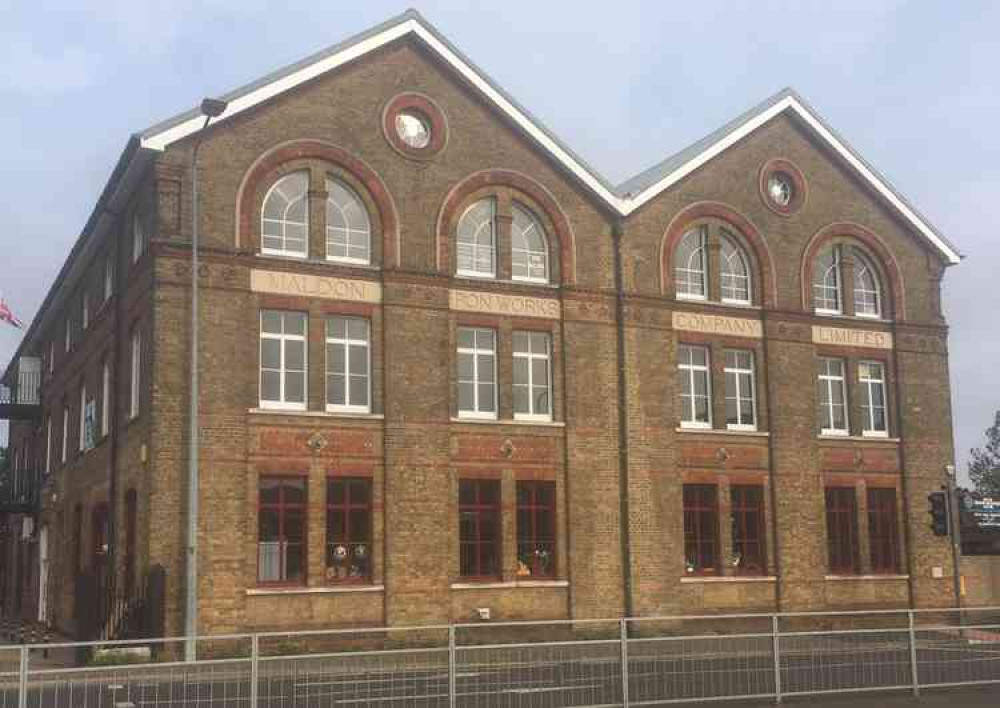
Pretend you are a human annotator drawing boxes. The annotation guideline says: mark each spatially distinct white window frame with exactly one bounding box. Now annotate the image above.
[457,327,497,419]
[853,253,883,320]
[456,199,496,279]
[675,228,708,302]
[818,357,849,436]
[511,205,550,284]
[64,318,71,353]
[261,172,309,259]
[49,340,54,374]
[513,331,552,421]
[104,256,113,302]
[813,246,843,316]
[82,292,89,330]
[45,417,51,475]
[79,383,87,452]
[724,349,757,431]
[859,360,888,437]
[61,406,69,464]
[678,344,712,429]
[259,311,308,411]
[129,328,141,419]
[325,178,371,265]
[101,361,111,437]
[720,234,752,305]
[132,213,145,264]
[325,316,371,414]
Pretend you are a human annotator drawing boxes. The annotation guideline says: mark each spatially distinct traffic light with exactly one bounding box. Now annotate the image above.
[928,491,949,536]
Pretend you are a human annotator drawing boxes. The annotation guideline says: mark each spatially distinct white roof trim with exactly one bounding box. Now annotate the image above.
[138,15,960,265]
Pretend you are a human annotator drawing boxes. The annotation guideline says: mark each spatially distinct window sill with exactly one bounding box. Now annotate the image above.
[451,417,565,428]
[249,408,384,421]
[676,427,770,438]
[817,434,900,443]
[247,584,384,596]
[451,580,569,590]
[824,574,909,581]
[681,576,776,584]
[255,253,381,272]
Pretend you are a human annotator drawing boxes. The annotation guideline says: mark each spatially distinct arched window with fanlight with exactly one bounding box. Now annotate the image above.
[456,198,496,278]
[261,171,309,258]
[812,245,842,314]
[511,204,549,283]
[326,178,371,264]
[720,232,752,305]
[853,250,882,318]
[675,227,708,300]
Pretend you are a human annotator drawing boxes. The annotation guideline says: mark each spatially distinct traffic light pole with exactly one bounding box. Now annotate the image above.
[945,465,963,608]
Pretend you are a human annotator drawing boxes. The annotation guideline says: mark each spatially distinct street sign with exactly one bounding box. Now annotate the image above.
[961,495,1000,530]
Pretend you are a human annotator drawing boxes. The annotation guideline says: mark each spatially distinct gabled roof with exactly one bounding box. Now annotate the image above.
[138,9,961,264]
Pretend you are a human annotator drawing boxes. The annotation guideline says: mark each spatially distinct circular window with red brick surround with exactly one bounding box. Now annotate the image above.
[759,159,806,216]
[382,93,448,159]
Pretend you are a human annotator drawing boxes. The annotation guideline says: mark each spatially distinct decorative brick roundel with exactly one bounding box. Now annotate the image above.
[759,158,806,216]
[382,93,448,159]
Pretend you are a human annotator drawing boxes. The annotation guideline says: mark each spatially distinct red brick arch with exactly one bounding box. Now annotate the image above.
[235,139,400,267]
[800,222,906,319]
[660,202,776,307]
[436,169,577,284]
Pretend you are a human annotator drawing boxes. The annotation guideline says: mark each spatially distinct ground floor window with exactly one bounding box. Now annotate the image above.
[730,485,767,575]
[326,477,372,583]
[258,477,307,584]
[683,484,719,574]
[459,479,501,579]
[516,481,556,578]
[825,487,860,574]
[867,488,900,574]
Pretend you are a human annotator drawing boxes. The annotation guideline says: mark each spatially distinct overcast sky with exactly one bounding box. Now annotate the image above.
[1,1,996,479]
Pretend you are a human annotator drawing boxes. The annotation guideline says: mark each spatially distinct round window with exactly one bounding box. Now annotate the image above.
[767,172,794,207]
[395,112,431,149]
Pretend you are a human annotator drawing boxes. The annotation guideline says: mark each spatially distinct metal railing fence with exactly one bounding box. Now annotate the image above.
[1,606,998,707]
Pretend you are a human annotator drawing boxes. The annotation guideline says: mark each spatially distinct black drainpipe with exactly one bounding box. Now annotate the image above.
[760,309,783,611]
[107,212,123,599]
[890,315,917,609]
[611,219,634,619]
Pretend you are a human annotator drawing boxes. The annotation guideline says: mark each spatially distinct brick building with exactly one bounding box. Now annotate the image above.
[0,10,964,638]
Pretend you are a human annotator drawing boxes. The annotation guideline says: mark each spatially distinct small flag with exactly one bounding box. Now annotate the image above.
[0,298,23,329]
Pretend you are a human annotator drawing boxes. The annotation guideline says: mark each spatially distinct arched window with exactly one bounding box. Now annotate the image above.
[511,204,549,283]
[261,172,308,257]
[457,198,496,277]
[720,232,751,304]
[326,178,371,264]
[812,245,842,314]
[853,251,882,318]
[675,227,708,300]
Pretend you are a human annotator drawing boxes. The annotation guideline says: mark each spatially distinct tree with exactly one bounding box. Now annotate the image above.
[969,411,1000,497]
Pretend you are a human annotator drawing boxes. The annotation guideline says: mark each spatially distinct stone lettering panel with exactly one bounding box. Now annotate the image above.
[250,269,382,303]
[449,289,560,319]
[812,325,893,350]
[672,311,763,339]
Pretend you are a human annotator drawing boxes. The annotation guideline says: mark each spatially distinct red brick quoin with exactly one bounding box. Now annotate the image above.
[800,222,906,319]
[660,201,776,307]
[236,139,400,268]
[436,169,577,285]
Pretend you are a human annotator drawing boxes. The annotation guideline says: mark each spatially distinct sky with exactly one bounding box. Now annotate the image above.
[0,0,997,480]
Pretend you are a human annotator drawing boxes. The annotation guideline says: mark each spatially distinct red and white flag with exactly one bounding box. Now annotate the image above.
[0,298,23,329]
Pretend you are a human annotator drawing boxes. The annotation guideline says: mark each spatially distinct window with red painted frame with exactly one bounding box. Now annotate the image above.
[683,484,719,575]
[825,487,860,574]
[326,477,373,583]
[731,485,767,575]
[516,481,556,578]
[867,488,901,574]
[459,479,501,580]
[258,477,307,585]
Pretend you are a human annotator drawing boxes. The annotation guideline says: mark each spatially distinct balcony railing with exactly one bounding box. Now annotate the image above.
[0,358,41,419]
[0,467,43,513]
